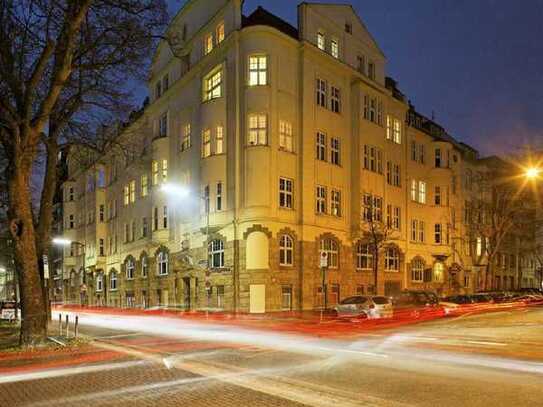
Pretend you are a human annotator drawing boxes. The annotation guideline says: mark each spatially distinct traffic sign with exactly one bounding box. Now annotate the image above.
[320,252,328,268]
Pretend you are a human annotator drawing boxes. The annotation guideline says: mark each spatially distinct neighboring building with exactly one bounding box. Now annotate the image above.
[59,1,538,312]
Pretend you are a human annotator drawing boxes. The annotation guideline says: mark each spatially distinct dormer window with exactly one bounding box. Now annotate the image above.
[330,38,339,58]
[368,61,375,80]
[216,21,225,44]
[155,81,162,99]
[204,33,213,55]
[317,32,325,50]
[345,23,352,34]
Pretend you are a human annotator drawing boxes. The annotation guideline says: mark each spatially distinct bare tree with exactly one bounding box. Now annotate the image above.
[359,196,399,294]
[470,160,529,291]
[0,0,167,345]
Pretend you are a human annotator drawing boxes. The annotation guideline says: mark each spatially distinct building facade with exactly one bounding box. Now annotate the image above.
[59,0,539,312]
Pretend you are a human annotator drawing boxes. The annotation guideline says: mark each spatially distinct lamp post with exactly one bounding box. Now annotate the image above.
[161,183,210,313]
[52,238,86,306]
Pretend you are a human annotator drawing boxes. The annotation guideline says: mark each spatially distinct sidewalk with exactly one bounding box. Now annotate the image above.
[0,320,127,374]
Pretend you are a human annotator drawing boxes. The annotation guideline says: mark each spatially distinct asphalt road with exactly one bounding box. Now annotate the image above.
[2,307,543,407]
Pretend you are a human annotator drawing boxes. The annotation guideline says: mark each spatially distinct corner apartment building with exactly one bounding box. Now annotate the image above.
[59,0,538,312]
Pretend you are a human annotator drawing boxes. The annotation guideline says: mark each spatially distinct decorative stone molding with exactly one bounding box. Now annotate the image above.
[243,224,272,240]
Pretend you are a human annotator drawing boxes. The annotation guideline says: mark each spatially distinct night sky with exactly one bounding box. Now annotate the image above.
[159,0,543,156]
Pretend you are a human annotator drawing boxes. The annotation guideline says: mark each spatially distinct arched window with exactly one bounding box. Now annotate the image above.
[157,251,168,275]
[70,269,76,287]
[433,262,445,282]
[141,255,148,278]
[110,270,118,290]
[209,239,224,268]
[126,258,135,280]
[96,273,104,292]
[320,238,338,268]
[411,258,424,282]
[384,247,400,272]
[356,243,373,270]
[279,235,294,266]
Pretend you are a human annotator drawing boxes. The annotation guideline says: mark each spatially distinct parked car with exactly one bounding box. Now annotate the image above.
[469,293,494,303]
[442,295,475,305]
[390,291,439,318]
[334,295,393,319]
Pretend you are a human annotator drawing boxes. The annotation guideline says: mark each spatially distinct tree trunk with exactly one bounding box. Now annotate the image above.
[8,162,47,345]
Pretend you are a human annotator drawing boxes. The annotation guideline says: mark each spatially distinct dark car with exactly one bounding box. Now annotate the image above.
[469,293,493,303]
[390,291,440,318]
[442,295,475,305]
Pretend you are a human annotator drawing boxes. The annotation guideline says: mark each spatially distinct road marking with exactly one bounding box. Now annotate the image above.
[96,332,145,339]
[0,360,147,384]
[465,340,507,347]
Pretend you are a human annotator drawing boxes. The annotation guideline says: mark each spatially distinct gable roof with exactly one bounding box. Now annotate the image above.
[242,6,299,39]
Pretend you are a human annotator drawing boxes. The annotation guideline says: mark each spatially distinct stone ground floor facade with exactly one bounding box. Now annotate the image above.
[61,223,501,313]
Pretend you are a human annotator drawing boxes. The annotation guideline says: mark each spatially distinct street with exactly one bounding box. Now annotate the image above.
[1,307,543,406]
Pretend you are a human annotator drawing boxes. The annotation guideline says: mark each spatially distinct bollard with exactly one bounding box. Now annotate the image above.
[65,314,69,337]
[58,314,62,336]
[75,315,79,338]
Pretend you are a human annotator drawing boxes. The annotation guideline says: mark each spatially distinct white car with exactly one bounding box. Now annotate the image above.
[334,295,393,319]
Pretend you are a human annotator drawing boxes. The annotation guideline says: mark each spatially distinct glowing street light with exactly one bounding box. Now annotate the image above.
[525,167,541,179]
[160,183,190,197]
[52,237,73,246]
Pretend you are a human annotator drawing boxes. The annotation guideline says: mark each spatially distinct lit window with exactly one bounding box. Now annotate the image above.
[317,32,325,50]
[330,86,340,113]
[216,22,225,44]
[128,180,135,203]
[330,137,340,165]
[279,120,293,152]
[418,181,426,204]
[356,243,373,270]
[203,67,222,101]
[157,251,168,275]
[248,55,267,86]
[161,159,168,182]
[204,33,213,55]
[123,185,129,206]
[393,118,401,144]
[141,175,148,197]
[386,116,392,140]
[330,38,339,58]
[320,239,338,268]
[384,247,399,271]
[411,179,417,201]
[331,189,341,217]
[152,161,159,185]
[215,126,224,154]
[433,262,444,282]
[316,185,327,214]
[279,177,293,209]
[411,258,424,282]
[279,235,294,266]
[248,114,267,145]
[316,78,327,107]
[202,129,211,157]
[181,124,191,151]
[316,132,327,161]
[208,239,224,268]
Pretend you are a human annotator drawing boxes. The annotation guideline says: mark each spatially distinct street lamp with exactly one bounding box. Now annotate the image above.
[53,237,86,305]
[525,167,541,179]
[161,183,211,313]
